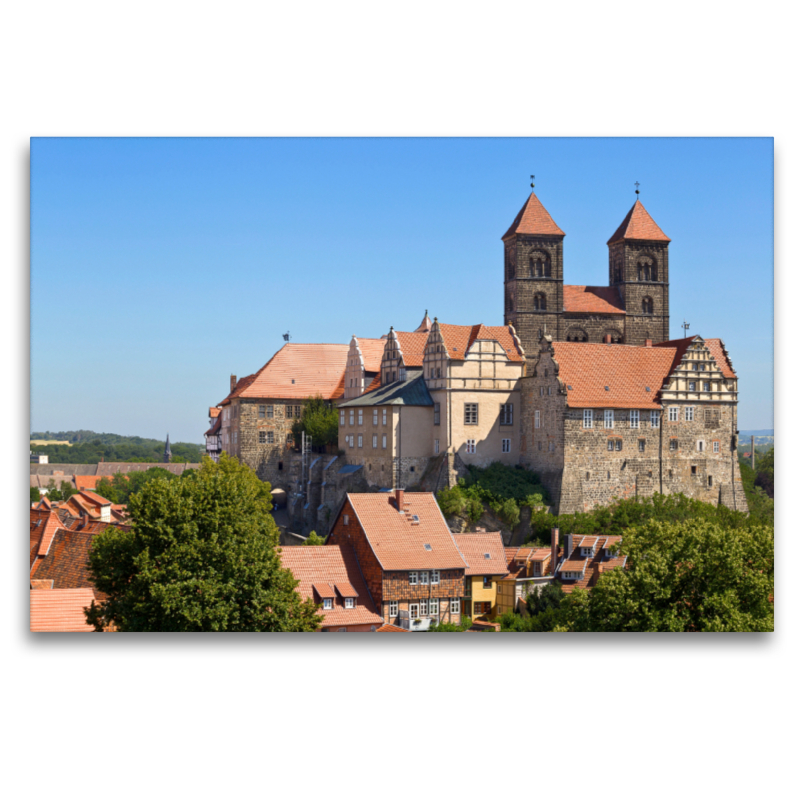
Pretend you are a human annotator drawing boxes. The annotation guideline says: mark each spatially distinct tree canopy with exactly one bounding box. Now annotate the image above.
[85,454,320,632]
[291,396,339,448]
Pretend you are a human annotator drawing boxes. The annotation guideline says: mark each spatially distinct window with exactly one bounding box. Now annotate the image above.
[607,439,614,451]
[373,410,378,425]
[691,465,697,475]
[500,403,513,425]
[548,441,554,452]
[420,571,429,585]
[340,410,345,425]
[697,441,704,452]
[286,405,293,419]
[482,576,492,589]
[548,387,552,396]
[267,431,274,444]
[420,599,428,616]
[703,382,711,392]
[540,387,544,397]
[389,600,398,617]
[615,439,622,451]
[465,403,478,425]
[692,363,699,371]
[372,434,377,448]
[630,410,639,428]
[431,570,440,585]
[358,434,363,448]
[535,410,541,429]
[689,382,696,391]
[642,297,654,315]
[466,440,476,454]
[349,409,354,425]
[410,603,419,619]
[436,368,441,378]
[233,431,238,445]
[382,434,387,449]
[258,405,265,418]
[534,292,547,311]
[669,407,679,422]
[295,406,301,418]
[450,599,460,614]
[708,476,713,487]
[583,409,593,429]
[669,438,678,451]
[409,572,418,585]
[638,439,645,452]
[267,405,273,418]
[685,407,694,422]
[322,598,333,610]
[604,410,614,429]
[651,410,660,428]
[434,402,440,426]
[502,438,511,453]
[259,431,266,444]
[699,363,706,371]
[345,597,355,609]
[348,436,353,448]
[429,599,439,616]
[434,439,440,454]
[382,409,387,425]
[713,441,720,453]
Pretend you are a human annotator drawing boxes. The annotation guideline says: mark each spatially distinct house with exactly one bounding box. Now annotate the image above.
[279,544,384,632]
[63,490,114,523]
[327,490,468,631]
[205,407,222,462]
[556,534,626,593]
[495,530,560,615]
[453,532,508,619]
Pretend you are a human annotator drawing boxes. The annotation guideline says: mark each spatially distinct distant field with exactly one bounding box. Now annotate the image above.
[30,439,71,446]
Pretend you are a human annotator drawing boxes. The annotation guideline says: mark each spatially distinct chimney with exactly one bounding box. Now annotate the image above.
[565,534,574,561]
[395,488,405,512]
[230,374,237,391]
[604,334,612,344]
[645,339,653,347]
[550,527,559,575]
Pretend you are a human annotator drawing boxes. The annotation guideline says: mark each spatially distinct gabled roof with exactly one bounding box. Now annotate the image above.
[558,535,625,593]
[338,369,433,407]
[279,544,384,628]
[376,623,408,632]
[30,588,96,632]
[32,528,100,592]
[607,199,670,244]
[454,532,509,576]
[653,336,736,379]
[344,493,468,571]
[209,407,221,419]
[205,415,222,437]
[503,191,565,239]
[225,343,350,402]
[437,323,525,362]
[354,337,387,373]
[551,341,677,410]
[563,286,625,315]
[30,510,65,572]
[394,331,429,367]
[79,490,111,507]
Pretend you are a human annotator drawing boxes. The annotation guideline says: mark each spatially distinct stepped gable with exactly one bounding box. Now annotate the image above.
[502,191,565,239]
[563,285,625,315]
[607,199,670,244]
[438,323,524,361]
[231,342,350,402]
[279,544,384,629]
[654,335,736,379]
[30,588,97,632]
[551,341,677,410]
[453,532,508,576]
[394,331,429,367]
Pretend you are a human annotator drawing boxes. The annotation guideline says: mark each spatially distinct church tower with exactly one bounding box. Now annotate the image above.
[607,199,671,345]
[164,434,172,463]
[502,190,565,358]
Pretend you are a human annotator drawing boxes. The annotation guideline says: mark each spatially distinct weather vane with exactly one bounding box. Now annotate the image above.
[283,331,291,342]
[635,181,640,197]
[530,174,535,189]
[682,319,690,336]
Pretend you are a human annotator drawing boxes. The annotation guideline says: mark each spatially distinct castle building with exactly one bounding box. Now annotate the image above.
[503,191,670,355]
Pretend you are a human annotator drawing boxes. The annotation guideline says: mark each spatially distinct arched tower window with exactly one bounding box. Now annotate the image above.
[534,293,547,311]
[566,327,588,342]
[637,257,657,282]
[530,252,551,278]
[642,297,654,315]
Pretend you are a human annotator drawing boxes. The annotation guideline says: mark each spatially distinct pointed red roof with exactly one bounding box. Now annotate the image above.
[502,192,565,239]
[607,200,670,244]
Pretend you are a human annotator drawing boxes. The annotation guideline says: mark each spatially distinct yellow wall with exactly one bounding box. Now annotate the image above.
[468,575,500,618]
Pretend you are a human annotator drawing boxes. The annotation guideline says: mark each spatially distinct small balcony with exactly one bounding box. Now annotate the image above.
[397,611,433,632]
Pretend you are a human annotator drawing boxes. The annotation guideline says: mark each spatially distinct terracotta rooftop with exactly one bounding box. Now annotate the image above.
[30,510,65,572]
[394,331,430,367]
[414,312,433,333]
[453,532,509,576]
[226,343,351,402]
[607,199,670,244]
[438,323,525,362]
[344,492,468,572]
[503,191,565,239]
[375,623,408,632]
[209,407,221,419]
[30,588,96,632]
[552,341,678,410]
[654,336,736,379]
[32,528,100,593]
[558,535,625,593]
[279,544,384,629]
[354,337,387,373]
[563,285,625,315]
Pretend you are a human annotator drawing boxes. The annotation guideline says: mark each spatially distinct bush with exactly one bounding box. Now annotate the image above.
[30,486,41,503]
[428,616,473,632]
[437,484,466,517]
[497,497,521,528]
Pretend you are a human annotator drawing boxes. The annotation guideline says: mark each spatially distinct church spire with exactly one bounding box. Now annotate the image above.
[164,434,172,463]
[607,199,670,245]
[502,190,565,240]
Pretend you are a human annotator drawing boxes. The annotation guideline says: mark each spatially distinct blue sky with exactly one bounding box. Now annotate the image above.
[30,137,773,442]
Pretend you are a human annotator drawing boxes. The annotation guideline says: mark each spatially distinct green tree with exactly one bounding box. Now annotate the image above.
[43,479,62,502]
[561,519,774,632]
[302,531,326,546]
[291,395,339,448]
[30,486,41,503]
[85,453,321,632]
[59,480,78,501]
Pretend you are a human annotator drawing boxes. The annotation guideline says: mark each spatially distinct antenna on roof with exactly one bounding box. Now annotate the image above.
[283,331,291,342]
[530,174,535,189]
[682,320,690,337]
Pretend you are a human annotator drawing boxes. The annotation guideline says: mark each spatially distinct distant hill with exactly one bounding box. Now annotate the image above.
[30,430,204,464]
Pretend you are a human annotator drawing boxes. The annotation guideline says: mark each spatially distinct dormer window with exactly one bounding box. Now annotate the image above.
[580,546,594,557]
[323,598,333,610]
[345,597,355,609]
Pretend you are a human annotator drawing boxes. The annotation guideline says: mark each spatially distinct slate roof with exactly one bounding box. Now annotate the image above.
[502,191,565,239]
[30,588,96,632]
[558,535,626,593]
[438,323,525,362]
[344,492,468,571]
[453,532,509,576]
[279,544,384,629]
[338,369,433,407]
[607,199,670,244]
[563,286,626,315]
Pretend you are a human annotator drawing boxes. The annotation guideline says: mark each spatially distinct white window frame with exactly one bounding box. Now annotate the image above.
[429,599,439,616]
[604,410,614,429]
[340,410,345,425]
[323,598,333,610]
[669,407,679,422]
[372,434,377,449]
[357,434,363,448]
[420,599,428,616]
[382,409,387,425]
[630,410,639,429]
[373,409,378,425]
[466,439,476,454]
[345,597,355,609]
[389,600,398,617]
[713,441,720,453]
[409,572,418,585]
[685,407,694,422]
[434,439,440,455]
[431,570,440,585]
[583,409,593,429]
[651,410,660,428]
[464,403,478,425]
[502,438,511,453]
[348,435,353,448]
[410,603,420,619]
[349,409,354,425]
[420,571,429,585]
[382,434,387,449]
[358,409,363,425]
[450,598,460,614]
[535,410,540,429]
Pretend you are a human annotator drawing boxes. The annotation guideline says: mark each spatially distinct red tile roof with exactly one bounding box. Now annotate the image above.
[414,312,433,333]
[72,475,105,491]
[279,544,384,629]
[454,532,509,576]
[376,623,407,632]
[607,200,670,244]
[552,341,677,410]
[32,528,100,593]
[355,337,388,372]
[558,535,625,593]
[345,492,468,571]
[438,323,525,362]
[394,331,430,367]
[79,490,111,507]
[219,374,257,405]
[209,407,221,419]
[30,588,96,632]
[563,286,625,315]
[228,343,351,402]
[30,510,65,572]
[654,336,736,379]
[503,191,565,239]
